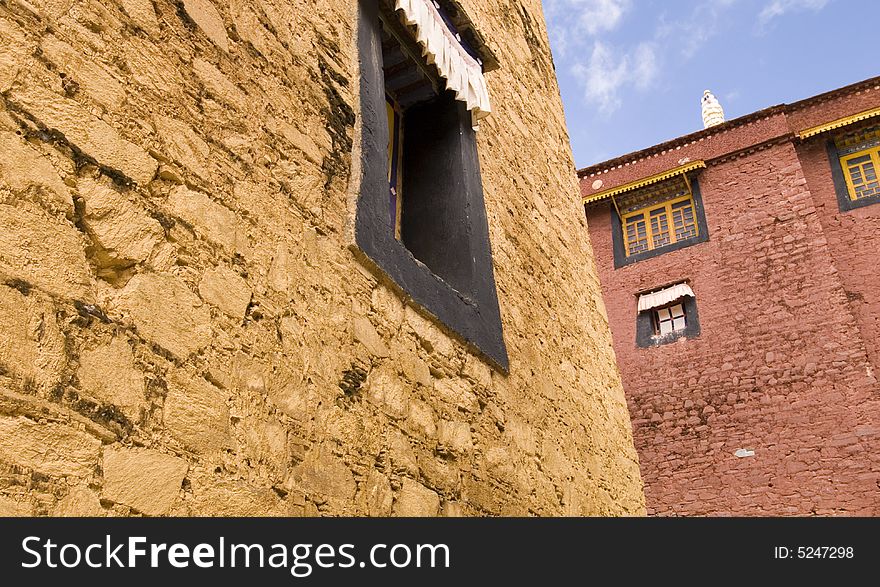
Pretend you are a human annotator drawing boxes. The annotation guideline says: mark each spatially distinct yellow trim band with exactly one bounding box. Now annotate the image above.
[797,106,880,139]
[583,161,706,205]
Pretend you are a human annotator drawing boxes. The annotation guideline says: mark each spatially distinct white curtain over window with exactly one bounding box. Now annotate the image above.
[395,0,492,121]
[638,283,695,312]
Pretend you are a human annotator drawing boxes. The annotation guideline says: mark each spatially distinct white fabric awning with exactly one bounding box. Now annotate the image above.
[395,0,492,121]
[638,283,695,312]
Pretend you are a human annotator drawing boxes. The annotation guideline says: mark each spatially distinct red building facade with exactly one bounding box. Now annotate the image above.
[581,78,880,515]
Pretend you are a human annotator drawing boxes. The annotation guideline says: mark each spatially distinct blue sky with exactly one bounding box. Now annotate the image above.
[544,0,880,169]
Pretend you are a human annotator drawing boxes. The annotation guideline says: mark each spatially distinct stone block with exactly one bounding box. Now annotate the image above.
[113,273,212,359]
[9,83,157,184]
[78,337,146,422]
[366,364,409,420]
[39,35,125,112]
[102,446,188,516]
[164,370,232,454]
[398,349,432,387]
[198,266,251,320]
[0,285,66,389]
[120,0,159,33]
[54,485,104,517]
[181,0,230,52]
[192,58,247,110]
[437,420,473,454]
[406,399,438,439]
[189,479,283,516]
[0,130,71,216]
[153,117,212,179]
[0,19,28,92]
[393,478,440,517]
[0,495,31,517]
[388,429,418,476]
[433,377,479,413]
[78,176,164,265]
[0,416,101,477]
[166,185,244,253]
[405,305,455,359]
[288,444,356,502]
[358,469,393,517]
[353,316,390,358]
[0,201,92,300]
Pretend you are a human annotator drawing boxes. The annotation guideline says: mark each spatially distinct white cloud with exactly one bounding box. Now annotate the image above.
[632,43,658,90]
[758,0,830,27]
[575,0,632,36]
[546,0,632,56]
[656,0,740,59]
[571,41,658,115]
[547,0,752,116]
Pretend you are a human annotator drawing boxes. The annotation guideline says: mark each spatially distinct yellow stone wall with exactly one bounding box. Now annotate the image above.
[0,0,645,516]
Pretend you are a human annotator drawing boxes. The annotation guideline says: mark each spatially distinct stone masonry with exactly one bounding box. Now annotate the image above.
[581,79,880,516]
[0,0,644,516]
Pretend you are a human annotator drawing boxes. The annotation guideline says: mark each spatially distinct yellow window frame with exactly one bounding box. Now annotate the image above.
[621,194,699,257]
[386,96,404,239]
[840,144,880,202]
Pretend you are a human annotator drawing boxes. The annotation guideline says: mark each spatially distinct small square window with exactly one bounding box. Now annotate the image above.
[654,303,686,336]
[636,285,700,347]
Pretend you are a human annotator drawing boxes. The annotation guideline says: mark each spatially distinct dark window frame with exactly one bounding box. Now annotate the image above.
[636,296,701,348]
[354,0,508,372]
[826,139,880,212]
[610,175,710,269]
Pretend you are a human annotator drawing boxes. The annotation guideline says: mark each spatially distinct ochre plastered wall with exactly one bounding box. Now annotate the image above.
[0,0,644,516]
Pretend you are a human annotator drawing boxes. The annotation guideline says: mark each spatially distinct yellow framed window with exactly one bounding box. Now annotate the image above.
[840,147,880,201]
[386,95,404,239]
[835,127,880,203]
[622,194,698,257]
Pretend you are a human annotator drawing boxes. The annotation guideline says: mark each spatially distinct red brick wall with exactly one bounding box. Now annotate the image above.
[797,139,880,374]
[586,142,880,515]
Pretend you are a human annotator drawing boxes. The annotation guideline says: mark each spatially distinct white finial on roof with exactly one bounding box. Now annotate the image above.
[701,90,725,129]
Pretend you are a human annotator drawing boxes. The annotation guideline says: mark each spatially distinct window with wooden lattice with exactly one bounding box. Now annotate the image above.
[653,302,687,336]
[836,127,880,202]
[618,177,700,258]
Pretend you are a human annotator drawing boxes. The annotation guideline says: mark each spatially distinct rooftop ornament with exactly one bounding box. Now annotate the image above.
[701,90,725,129]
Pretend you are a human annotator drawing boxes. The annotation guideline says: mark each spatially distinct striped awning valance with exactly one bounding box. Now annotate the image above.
[395,0,492,120]
[638,283,695,312]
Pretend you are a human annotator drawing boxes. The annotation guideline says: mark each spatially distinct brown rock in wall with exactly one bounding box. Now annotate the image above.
[78,337,146,422]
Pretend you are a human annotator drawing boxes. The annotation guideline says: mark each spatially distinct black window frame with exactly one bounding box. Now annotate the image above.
[826,139,880,212]
[636,295,701,348]
[610,175,710,269]
[353,0,508,372]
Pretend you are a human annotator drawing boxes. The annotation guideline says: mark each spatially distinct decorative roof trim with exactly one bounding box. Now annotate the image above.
[583,161,706,205]
[797,106,880,139]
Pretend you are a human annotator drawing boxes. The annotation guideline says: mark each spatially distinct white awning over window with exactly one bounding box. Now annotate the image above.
[638,283,695,312]
[395,0,492,121]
